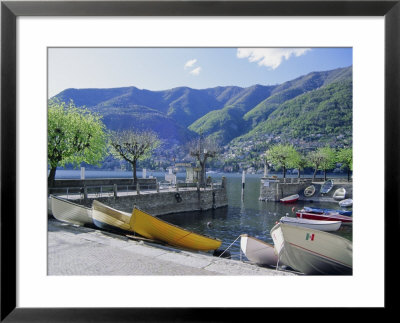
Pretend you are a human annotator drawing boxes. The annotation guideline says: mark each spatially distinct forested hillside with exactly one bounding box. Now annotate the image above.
[52,66,352,150]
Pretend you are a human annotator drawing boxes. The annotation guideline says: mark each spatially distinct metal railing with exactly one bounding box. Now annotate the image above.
[48,180,224,200]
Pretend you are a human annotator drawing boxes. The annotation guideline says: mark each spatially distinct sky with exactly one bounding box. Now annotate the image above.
[48,47,352,97]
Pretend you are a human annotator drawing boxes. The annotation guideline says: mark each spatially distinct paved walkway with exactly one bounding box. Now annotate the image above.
[48,219,297,276]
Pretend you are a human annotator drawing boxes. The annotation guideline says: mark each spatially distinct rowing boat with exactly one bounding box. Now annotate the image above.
[296,210,352,224]
[129,207,222,251]
[339,198,353,207]
[304,185,316,197]
[320,179,334,194]
[270,222,352,275]
[303,206,352,216]
[50,195,92,226]
[333,187,346,200]
[279,216,342,232]
[91,200,132,233]
[240,234,278,266]
[280,194,299,203]
[92,200,222,251]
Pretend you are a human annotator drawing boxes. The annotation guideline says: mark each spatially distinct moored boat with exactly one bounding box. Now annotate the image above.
[270,222,352,275]
[303,206,352,216]
[92,200,132,233]
[339,198,353,207]
[280,194,299,203]
[320,179,334,194]
[304,185,316,197]
[51,195,92,226]
[240,234,278,267]
[279,216,341,232]
[296,210,352,224]
[333,187,346,200]
[128,207,222,251]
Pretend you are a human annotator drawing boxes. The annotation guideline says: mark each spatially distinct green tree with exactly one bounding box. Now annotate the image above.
[308,146,337,181]
[319,146,337,181]
[267,144,298,179]
[110,130,161,183]
[308,149,324,180]
[288,150,307,178]
[48,100,107,187]
[337,147,353,181]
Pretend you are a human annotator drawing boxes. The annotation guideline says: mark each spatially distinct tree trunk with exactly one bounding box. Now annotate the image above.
[347,168,351,182]
[313,168,317,180]
[132,160,137,184]
[324,169,327,181]
[298,168,301,178]
[48,166,57,188]
[283,166,286,179]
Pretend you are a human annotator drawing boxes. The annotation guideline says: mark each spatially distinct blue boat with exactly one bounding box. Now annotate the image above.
[320,179,334,194]
[304,206,352,217]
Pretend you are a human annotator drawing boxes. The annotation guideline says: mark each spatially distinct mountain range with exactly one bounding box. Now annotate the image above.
[52,65,352,150]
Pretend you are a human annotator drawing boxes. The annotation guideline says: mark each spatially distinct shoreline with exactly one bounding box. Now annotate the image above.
[48,219,297,276]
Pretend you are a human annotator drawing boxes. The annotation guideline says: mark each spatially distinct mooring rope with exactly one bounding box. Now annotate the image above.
[218,235,241,258]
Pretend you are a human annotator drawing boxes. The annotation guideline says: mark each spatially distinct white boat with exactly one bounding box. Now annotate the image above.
[240,234,278,267]
[280,194,299,203]
[279,216,341,232]
[50,195,92,226]
[270,222,352,275]
[304,185,316,197]
[91,200,132,232]
[333,187,346,200]
[339,198,353,207]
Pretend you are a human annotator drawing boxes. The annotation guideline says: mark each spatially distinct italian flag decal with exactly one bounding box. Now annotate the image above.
[306,233,315,241]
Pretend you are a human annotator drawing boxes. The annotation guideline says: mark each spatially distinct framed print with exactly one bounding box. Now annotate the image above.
[1,0,399,320]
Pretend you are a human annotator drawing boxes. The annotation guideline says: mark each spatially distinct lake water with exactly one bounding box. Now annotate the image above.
[55,169,353,259]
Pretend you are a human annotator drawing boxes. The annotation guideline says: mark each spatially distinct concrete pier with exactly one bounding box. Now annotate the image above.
[49,178,228,216]
[48,219,297,276]
[259,177,353,203]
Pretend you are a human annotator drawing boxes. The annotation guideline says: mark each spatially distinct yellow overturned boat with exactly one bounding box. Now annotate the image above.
[92,200,222,251]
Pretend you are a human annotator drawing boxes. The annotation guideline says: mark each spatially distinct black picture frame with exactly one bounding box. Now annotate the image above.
[1,0,398,321]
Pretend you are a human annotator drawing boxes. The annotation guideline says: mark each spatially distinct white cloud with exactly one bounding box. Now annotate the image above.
[190,67,202,76]
[237,48,311,69]
[184,59,197,69]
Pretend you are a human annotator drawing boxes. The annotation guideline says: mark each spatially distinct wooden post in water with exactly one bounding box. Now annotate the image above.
[113,184,118,198]
[241,170,246,200]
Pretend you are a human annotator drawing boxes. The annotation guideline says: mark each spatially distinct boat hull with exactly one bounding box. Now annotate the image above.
[240,234,278,266]
[303,206,352,216]
[129,207,222,251]
[271,223,352,275]
[280,216,341,232]
[339,199,353,207]
[333,187,346,200]
[92,200,131,232]
[297,211,352,224]
[280,194,299,203]
[320,180,334,194]
[51,195,92,226]
[304,185,315,197]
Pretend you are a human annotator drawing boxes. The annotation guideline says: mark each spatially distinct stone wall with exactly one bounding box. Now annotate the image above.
[75,187,228,216]
[259,178,353,202]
